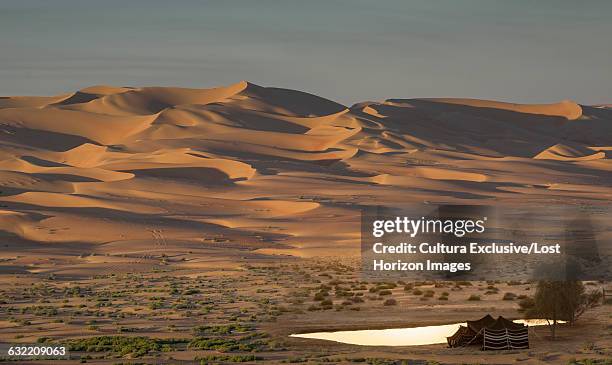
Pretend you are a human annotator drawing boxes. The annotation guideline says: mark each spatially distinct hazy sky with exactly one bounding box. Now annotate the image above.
[1,0,611,105]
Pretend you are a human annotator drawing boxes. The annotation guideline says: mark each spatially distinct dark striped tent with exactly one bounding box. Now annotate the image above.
[447,315,529,350]
[446,314,494,347]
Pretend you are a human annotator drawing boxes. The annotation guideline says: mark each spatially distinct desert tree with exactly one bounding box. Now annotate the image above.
[528,281,601,340]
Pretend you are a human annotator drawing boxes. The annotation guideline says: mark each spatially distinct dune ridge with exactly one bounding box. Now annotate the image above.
[418,98,583,120]
[0,82,610,273]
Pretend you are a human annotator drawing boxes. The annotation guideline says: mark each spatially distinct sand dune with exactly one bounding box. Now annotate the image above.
[418,98,583,120]
[534,142,606,161]
[0,82,610,273]
[0,94,73,109]
[0,108,156,145]
[62,82,247,116]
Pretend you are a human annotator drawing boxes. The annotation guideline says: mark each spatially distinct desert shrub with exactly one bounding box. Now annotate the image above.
[378,290,392,296]
[67,336,186,357]
[189,337,241,352]
[198,354,260,364]
[313,291,328,301]
[503,292,517,300]
[117,327,137,333]
[321,299,333,306]
[485,286,499,295]
[335,289,353,298]
[149,301,163,310]
[566,358,612,365]
[412,289,423,295]
[583,342,595,351]
[383,299,397,306]
[193,324,250,336]
[370,283,396,293]
[183,289,200,295]
[423,290,434,298]
[467,295,481,301]
[190,332,268,353]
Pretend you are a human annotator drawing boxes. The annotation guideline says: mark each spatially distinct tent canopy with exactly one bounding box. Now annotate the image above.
[466,314,495,332]
[447,315,529,350]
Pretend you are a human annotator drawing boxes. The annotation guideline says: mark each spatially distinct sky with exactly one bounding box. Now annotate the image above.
[1,0,611,105]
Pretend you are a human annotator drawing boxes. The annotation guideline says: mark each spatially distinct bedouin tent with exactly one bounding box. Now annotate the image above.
[447,315,529,350]
[447,314,494,347]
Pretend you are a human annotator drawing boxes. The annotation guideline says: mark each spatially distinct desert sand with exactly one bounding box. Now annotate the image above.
[0,82,610,364]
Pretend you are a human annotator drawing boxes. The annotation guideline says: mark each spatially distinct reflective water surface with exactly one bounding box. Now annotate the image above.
[290,319,559,346]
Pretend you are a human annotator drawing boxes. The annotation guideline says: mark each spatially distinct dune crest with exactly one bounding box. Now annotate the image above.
[61,81,249,116]
[417,98,583,120]
[533,143,606,161]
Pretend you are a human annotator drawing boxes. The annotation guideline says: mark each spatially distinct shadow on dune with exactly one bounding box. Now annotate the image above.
[0,126,96,152]
[350,99,610,158]
[243,83,347,117]
[54,91,100,106]
[123,167,237,185]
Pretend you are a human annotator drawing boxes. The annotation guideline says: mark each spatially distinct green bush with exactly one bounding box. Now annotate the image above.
[67,336,186,358]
